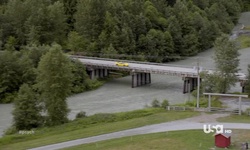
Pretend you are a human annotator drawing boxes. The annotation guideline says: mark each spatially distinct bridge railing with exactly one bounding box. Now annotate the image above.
[82,61,198,77]
[70,55,199,69]
[71,55,247,80]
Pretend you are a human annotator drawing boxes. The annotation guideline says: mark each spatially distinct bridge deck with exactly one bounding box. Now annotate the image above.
[72,56,247,80]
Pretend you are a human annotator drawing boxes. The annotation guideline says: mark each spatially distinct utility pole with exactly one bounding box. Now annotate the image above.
[197,57,200,108]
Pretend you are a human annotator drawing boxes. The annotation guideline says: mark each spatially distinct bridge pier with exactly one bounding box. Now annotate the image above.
[95,69,99,78]
[141,73,145,85]
[183,77,200,94]
[86,68,96,80]
[104,69,108,77]
[240,80,246,93]
[137,73,141,86]
[132,73,151,88]
[87,68,109,79]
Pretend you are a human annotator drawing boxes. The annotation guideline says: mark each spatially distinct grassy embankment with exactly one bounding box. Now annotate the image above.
[0,108,199,150]
[217,114,250,123]
[63,129,250,150]
[237,25,250,48]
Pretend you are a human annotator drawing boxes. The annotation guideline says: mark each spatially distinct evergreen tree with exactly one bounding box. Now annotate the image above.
[36,44,72,126]
[12,84,41,130]
[101,43,118,59]
[67,31,87,53]
[75,0,107,41]
[206,2,234,34]
[4,36,17,51]
[167,16,183,57]
[61,0,77,31]
[24,0,67,45]
[213,34,240,93]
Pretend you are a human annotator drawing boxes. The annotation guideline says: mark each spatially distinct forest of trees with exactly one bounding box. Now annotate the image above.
[0,0,245,61]
[0,0,249,128]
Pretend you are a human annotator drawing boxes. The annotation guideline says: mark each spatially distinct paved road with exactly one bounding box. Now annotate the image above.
[77,57,200,76]
[29,113,250,150]
[76,57,246,80]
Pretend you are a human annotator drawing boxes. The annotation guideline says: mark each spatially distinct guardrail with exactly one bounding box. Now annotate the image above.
[70,55,247,80]
[70,55,201,69]
[82,61,198,77]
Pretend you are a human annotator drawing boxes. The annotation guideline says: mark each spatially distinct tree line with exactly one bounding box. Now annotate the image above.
[0,0,244,61]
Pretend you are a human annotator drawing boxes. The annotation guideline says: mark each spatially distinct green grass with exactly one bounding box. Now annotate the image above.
[0,109,199,150]
[217,114,250,123]
[62,130,250,150]
[237,35,250,48]
[176,97,223,108]
[243,25,250,30]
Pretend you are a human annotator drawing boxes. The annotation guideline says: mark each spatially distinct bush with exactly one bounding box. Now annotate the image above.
[75,111,86,119]
[89,113,116,123]
[73,108,164,126]
[176,96,222,108]
[116,109,157,120]
[161,99,169,108]
[1,92,17,103]
[85,79,104,90]
[4,126,18,135]
[151,99,161,108]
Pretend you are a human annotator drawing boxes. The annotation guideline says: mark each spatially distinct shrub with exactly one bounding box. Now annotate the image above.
[85,79,104,90]
[176,96,222,108]
[151,99,161,108]
[89,113,116,123]
[161,99,169,108]
[75,111,86,119]
[116,109,156,120]
[4,126,18,135]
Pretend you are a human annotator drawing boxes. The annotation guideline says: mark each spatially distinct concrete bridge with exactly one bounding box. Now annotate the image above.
[71,55,247,94]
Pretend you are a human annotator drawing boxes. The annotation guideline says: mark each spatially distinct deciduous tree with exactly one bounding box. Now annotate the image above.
[13,84,42,130]
[213,34,240,93]
[36,44,72,126]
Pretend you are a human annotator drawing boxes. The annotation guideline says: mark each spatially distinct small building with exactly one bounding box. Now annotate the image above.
[214,133,232,148]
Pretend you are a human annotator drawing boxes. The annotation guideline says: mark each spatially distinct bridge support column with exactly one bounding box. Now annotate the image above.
[189,78,196,91]
[95,69,99,78]
[141,73,146,85]
[137,73,142,86]
[183,78,188,94]
[132,73,151,88]
[90,70,95,80]
[148,73,151,84]
[241,81,246,93]
[132,73,137,88]
[183,77,196,94]
[188,77,202,93]
[99,69,104,78]
[104,69,108,77]
[192,78,196,91]
[145,73,151,84]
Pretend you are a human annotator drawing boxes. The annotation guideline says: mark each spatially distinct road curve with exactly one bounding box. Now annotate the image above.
[28,115,250,150]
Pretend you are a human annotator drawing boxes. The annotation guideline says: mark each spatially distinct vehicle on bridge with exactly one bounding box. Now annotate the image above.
[115,62,129,67]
